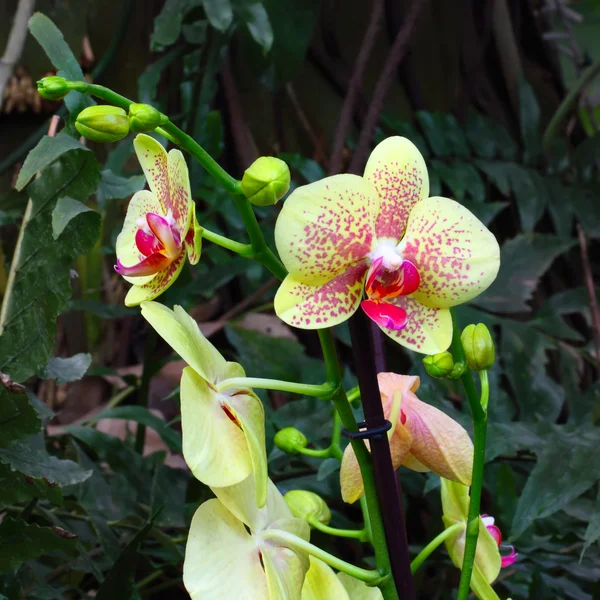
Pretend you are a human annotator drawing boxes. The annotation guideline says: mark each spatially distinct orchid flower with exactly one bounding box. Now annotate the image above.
[337,573,384,600]
[340,373,473,504]
[115,134,201,306]
[441,478,518,600]
[273,137,500,354]
[184,475,310,600]
[140,301,267,506]
[301,557,351,600]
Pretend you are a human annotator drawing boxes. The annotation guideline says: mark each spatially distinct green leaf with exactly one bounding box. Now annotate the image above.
[150,465,189,527]
[582,487,600,559]
[465,109,500,160]
[546,180,575,238]
[0,462,63,508]
[203,0,233,31]
[279,152,325,183]
[416,112,451,157]
[0,389,42,448]
[96,170,145,207]
[474,160,512,196]
[506,164,547,231]
[67,299,137,319]
[381,115,430,158]
[42,353,92,384]
[317,458,340,481]
[459,198,507,226]
[0,149,101,383]
[233,0,273,51]
[15,133,87,191]
[138,47,185,105]
[475,234,575,313]
[151,0,195,48]
[519,78,542,164]
[183,20,208,44]
[431,159,485,203]
[52,197,97,239]
[0,517,78,574]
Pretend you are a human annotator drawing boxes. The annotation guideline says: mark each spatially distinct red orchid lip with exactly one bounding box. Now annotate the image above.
[365,256,420,301]
[114,252,172,277]
[361,299,408,331]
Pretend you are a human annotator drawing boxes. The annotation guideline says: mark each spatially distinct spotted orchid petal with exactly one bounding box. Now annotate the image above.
[301,558,350,600]
[185,201,202,265]
[378,296,453,354]
[275,174,377,286]
[166,144,193,232]
[337,573,383,600]
[363,136,429,241]
[397,196,500,309]
[275,264,368,329]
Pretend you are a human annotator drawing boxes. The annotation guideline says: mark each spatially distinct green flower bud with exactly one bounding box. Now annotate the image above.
[128,103,166,133]
[241,156,290,206]
[75,105,130,143]
[284,490,331,525]
[461,323,495,371]
[37,76,71,101]
[274,427,307,455]
[423,351,455,378]
[449,361,467,379]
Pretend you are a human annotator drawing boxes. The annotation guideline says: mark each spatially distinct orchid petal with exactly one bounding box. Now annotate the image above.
[180,367,252,488]
[146,212,180,258]
[115,252,171,277]
[402,452,430,472]
[140,302,227,382]
[135,229,162,256]
[337,573,383,600]
[133,135,169,213]
[361,299,408,331]
[275,174,377,285]
[365,258,420,301]
[301,557,350,600]
[470,566,503,600]
[363,136,429,241]
[167,147,193,233]
[487,524,502,546]
[183,499,268,600]
[377,372,420,399]
[397,196,500,309]
[275,265,367,329]
[379,296,452,354]
[185,201,202,265]
[123,251,185,306]
[115,189,163,285]
[500,547,518,568]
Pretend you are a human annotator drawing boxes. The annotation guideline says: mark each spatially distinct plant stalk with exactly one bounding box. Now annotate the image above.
[410,522,464,573]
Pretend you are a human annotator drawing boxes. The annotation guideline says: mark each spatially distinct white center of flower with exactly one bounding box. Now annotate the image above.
[369,239,403,270]
[135,217,152,234]
[481,516,495,527]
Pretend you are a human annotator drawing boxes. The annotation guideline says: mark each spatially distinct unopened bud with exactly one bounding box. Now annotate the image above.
[284,490,331,525]
[461,323,495,371]
[242,156,290,206]
[274,427,307,455]
[128,103,166,133]
[37,76,71,101]
[75,105,130,143]
[423,351,454,378]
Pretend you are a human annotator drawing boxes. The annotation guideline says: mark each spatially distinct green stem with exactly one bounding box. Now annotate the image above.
[318,329,398,600]
[328,410,343,460]
[135,329,157,454]
[136,569,164,590]
[218,377,336,399]
[451,311,488,600]
[410,523,464,573]
[479,370,489,413]
[298,447,331,458]
[309,518,369,542]
[346,385,361,404]
[201,227,253,257]
[542,55,600,149]
[261,530,383,584]
[360,496,373,544]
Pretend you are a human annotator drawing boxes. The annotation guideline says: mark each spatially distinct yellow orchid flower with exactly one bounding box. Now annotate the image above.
[184,475,310,600]
[115,134,201,306]
[301,557,351,600]
[337,573,384,600]
[140,301,267,506]
[441,478,518,600]
[273,137,500,354]
[340,373,473,504]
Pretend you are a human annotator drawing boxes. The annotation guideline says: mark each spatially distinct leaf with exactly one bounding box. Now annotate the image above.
[67,299,137,319]
[0,462,63,508]
[519,78,542,164]
[42,353,92,384]
[150,465,189,527]
[203,0,233,31]
[431,159,485,203]
[582,487,600,559]
[15,133,88,191]
[474,160,512,196]
[506,164,547,232]
[95,171,145,207]
[52,197,97,239]
[546,179,575,238]
[279,152,325,183]
[317,458,340,481]
[459,198,507,226]
[0,149,101,383]
[151,0,194,49]
[0,388,42,448]
[234,0,273,51]
[474,234,576,313]
[0,517,78,574]
[465,109,501,160]
[0,437,91,486]
[138,47,185,105]
[415,112,451,157]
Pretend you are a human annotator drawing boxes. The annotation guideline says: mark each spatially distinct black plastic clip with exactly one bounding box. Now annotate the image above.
[342,419,392,441]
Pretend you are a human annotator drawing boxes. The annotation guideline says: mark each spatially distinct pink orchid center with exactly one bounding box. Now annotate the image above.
[482,515,518,569]
[365,242,420,301]
[136,211,182,260]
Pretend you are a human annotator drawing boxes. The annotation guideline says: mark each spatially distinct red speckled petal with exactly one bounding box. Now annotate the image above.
[133,134,170,213]
[274,263,368,329]
[115,252,171,277]
[361,299,408,330]
[147,213,180,258]
[380,296,453,355]
[364,136,429,241]
[274,174,377,286]
[135,229,162,256]
[185,201,202,265]
[398,196,500,309]
[167,148,192,233]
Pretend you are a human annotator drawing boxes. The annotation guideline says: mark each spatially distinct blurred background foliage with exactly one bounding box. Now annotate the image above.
[0,0,600,598]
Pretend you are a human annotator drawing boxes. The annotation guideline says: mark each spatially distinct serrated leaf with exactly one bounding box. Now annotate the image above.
[431,159,485,203]
[0,388,42,448]
[465,108,500,159]
[546,180,575,238]
[0,462,63,508]
[151,0,198,48]
[203,0,233,31]
[520,78,542,164]
[42,353,92,384]
[0,517,78,574]
[474,234,575,313]
[416,112,451,157]
[459,198,507,226]
[474,160,512,196]
[582,487,600,559]
[52,197,97,239]
[150,465,189,527]
[96,170,145,205]
[506,164,547,231]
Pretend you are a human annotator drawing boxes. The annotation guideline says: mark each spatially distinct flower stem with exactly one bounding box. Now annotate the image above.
[200,227,253,257]
[308,518,369,542]
[410,523,464,573]
[451,310,488,600]
[218,377,336,399]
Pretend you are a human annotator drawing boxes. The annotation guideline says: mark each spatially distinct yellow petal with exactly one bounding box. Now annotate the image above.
[274,174,377,285]
[115,190,162,286]
[124,252,185,306]
[133,134,169,213]
[180,368,252,487]
[364,136,429,241]
[402,452,430,472]
[403,390,473,485]
[301,557,350,600]
[167,147,193,233]
[337,573,383,600]
[275,266,367,330]
[470,565,502,600]
[183,498,268,600]
[397,197,500,309]
[381,297,452,354]
[185,201,202,265]
[440,478,470,525]
[140,302,227,382]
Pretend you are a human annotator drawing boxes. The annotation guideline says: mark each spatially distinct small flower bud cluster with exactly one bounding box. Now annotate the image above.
[423,351,466,380]
[461,323,495,371]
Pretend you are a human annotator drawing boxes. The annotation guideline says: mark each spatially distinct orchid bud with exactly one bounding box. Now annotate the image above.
[284,490,331,525]
[241,156,290,206]
[128,103,166,133]
[75,105,130,143]
[37,76,71,101]
[274,427,307,454]
[449,361,467,379]
[461,323,495,371]
[423,351,454,378]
